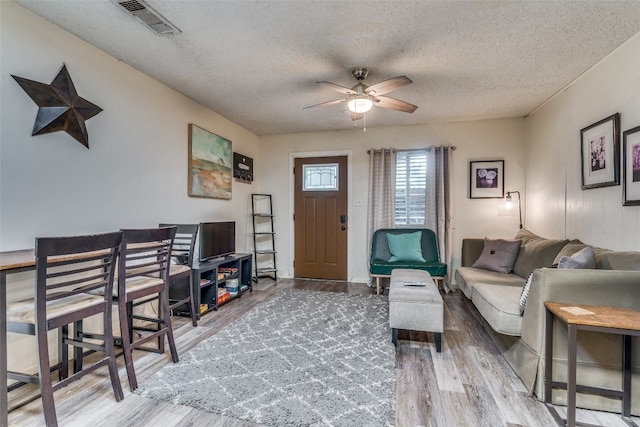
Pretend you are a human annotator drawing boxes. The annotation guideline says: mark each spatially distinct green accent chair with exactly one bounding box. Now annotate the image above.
[369,228,447,294]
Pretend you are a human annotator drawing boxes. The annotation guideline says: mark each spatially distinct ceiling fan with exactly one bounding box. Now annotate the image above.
[304,67,418,121]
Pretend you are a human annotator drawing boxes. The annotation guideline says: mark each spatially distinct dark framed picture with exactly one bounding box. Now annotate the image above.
[469,160,504,199]
[623,125,640,206]
[188,124,232,199]
[580,113,620,190]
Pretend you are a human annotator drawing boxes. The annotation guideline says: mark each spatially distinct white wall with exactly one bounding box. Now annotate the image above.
[1,2,259,373]
[525,31,640,249]
[1,2,260,252]
[259,118,527,283]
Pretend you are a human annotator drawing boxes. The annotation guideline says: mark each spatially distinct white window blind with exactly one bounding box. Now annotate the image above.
[395,150,427,226]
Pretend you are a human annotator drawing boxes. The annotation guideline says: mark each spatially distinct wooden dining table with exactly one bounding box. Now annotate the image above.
[0,241,158,426]
[1,248,38,427]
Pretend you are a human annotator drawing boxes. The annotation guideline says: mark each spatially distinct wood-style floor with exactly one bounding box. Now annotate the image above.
[7,279,639,426]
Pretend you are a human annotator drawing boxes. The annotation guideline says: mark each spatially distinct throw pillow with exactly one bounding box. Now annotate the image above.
[557,246,596,269]
[471,238,521,273]
[552,241,587,266]
[386,231,425,262]
[519,273,534,316]
[512,228,569,278]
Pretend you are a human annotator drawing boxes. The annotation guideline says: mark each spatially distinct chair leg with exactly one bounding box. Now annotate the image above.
[73,320,83,374]
[188,275,197,327]
[119,298,138,391]
[58,325,69,381]
[161,288,179,363]
[36,323,58,427]
[392,328,398,347]
[103,310,124,402]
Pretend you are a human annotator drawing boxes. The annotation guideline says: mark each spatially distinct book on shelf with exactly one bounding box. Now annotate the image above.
[219,267,238,274]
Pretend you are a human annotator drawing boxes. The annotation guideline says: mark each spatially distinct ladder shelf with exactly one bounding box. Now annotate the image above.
[251,193,277,282]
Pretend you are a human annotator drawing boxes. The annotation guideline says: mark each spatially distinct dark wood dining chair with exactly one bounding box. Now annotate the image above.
[6,231,124,427]
[159,223,199,326]
[116,227,179,391]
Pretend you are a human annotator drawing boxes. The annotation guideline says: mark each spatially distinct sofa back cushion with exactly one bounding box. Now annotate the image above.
[594,248,640,270]
[553,243,640,271]
[512,228,569,278]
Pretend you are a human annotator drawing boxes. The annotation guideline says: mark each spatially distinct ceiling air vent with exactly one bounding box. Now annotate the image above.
[115,0,181,35]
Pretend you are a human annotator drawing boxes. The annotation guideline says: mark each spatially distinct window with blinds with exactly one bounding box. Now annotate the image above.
[395,150,427,226]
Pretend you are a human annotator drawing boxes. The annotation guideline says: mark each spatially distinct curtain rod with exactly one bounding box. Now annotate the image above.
[367,145,456,154]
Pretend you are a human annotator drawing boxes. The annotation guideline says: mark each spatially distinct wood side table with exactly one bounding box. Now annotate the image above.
[544,302,640,427]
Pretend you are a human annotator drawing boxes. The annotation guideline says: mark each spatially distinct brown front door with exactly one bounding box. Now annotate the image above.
[294,156,348,280]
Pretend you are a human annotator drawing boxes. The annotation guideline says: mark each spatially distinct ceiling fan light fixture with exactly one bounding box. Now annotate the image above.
[347,96,373,113]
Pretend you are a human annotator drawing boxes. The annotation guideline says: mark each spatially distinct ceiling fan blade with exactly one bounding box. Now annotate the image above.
[373,95,418,113]
[366,76,412,96]
[317,81,357,95]
[350,112,364,121]
[303,98,347,110]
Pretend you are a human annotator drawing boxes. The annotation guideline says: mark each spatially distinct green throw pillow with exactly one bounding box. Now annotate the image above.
[386,231,425,262]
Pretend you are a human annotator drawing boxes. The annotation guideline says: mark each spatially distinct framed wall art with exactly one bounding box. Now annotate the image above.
[623,125,640,206]
[469,160,504,199]
[580,113,620,190]
[188,124,232,199]
[233,152,254,183]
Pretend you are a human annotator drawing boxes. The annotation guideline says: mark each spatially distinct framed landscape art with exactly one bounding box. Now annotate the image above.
[623,125,640,206]
[188,124,232,199]
[580,113,620,190]
[469,160,504,199]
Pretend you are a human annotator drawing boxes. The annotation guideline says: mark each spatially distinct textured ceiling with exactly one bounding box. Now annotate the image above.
[12,0,640,136]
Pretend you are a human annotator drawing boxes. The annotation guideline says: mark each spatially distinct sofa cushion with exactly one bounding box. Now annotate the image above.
[558,246,596,269]
[594,248,640,271]
[454,266,525,299]
[386,231,425,262]
[472,283,523,336]
[512,228,569,278]
[472,238,521,273]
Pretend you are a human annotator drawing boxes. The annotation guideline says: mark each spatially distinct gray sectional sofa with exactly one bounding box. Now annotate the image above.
[455,228,640,414]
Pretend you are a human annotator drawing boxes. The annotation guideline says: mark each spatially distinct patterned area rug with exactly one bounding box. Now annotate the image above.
[136,289,396,426]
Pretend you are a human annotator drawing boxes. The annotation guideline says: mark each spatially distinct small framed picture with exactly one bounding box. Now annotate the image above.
[623,125,640,206]
[469,160,504,199]
[580,113,620,190]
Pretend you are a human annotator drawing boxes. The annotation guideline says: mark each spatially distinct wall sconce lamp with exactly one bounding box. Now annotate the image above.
[505,190,523,229]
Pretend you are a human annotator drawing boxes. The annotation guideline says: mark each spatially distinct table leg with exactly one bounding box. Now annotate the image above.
[567,324,577,427]
[1,272,8,427]
[623,334,632,417]
[544,307,553,403]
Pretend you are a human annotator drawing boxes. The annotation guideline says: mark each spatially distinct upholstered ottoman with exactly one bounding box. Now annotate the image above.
[389,268,443,352]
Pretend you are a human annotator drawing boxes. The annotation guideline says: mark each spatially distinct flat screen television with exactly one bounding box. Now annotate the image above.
[199,221,235,261]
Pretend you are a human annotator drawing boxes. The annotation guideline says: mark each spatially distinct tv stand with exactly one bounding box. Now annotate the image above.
[184,253,252,319]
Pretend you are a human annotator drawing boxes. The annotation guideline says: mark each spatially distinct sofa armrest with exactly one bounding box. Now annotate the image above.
[521,268,640,358]
[461,238,485,267]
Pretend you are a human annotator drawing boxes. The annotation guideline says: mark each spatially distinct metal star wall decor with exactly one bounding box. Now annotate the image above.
[12,64,102,148]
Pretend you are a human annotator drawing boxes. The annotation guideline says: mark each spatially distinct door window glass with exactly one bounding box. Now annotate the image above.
[303,163,339,191]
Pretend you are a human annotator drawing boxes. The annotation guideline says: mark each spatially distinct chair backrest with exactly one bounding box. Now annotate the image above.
[370,228,440,262]
[159,223,199,267]
[34,231,123,320]
[119,227,177,287]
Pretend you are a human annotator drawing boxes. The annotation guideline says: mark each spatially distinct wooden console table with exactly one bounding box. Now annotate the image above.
[1,249,39,427]
[544,301,640,427]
